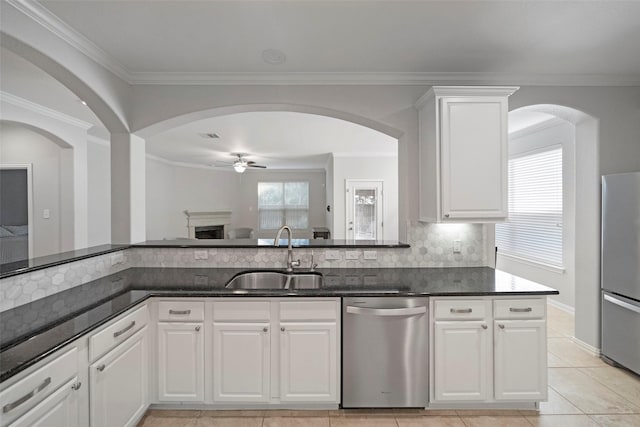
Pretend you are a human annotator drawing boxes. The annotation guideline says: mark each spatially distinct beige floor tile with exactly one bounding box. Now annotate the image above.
[579,366,640,407]
[262,417,331,427]
[549,368,640,414]
[458,415,532,427]
[392,409,424,416]
[264,410,329,417]
[329,416,398,426]
[590,414,640,426]
[395,416,465,426]
[547,351,571,368]
[201,410,265,417]
[140,415,198,427]
[547,339,607,368]
[196,417,263,427]
[547,327,566,339]
[419,410,458,416]
[525,415,599,427]
[455,409,522,416]
[337,409,397,417]
[147,410,202,418]
[535,387,584,415]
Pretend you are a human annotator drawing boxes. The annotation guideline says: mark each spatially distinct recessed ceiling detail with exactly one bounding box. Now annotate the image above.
[262,49,286,65]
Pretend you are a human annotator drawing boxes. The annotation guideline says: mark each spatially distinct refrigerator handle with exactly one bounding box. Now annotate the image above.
[604,294,640,314]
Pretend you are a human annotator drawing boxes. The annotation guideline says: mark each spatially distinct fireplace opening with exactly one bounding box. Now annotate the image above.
[195,225,224,239]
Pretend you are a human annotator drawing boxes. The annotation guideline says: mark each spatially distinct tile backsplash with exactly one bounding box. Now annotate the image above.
[0,223,487,311]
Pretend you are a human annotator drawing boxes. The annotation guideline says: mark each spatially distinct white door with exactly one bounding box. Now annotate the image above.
[279,322,338,402]
[346,180,383,240]
[212,323,270,402]
[90,328,148,427]
[157,322,204,402]
[494,319,547,401]
[433,321,491,401]
[10,378,79,427]
[440,97,508,219]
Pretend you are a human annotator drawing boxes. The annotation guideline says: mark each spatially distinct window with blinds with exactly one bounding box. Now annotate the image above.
[258,182,309,230]
[496,145,563,268]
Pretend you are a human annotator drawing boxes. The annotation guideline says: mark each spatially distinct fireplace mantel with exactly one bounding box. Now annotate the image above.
[184,210,232,239]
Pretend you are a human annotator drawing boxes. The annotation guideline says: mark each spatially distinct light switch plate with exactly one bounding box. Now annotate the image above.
[453,240,462,253]
[325,250,340,260]
[363,251,377,260]
[345,251,360,260]
[194,249,209,260]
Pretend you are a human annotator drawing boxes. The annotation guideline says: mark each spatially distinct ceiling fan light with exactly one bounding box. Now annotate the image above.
[233,162,247,173]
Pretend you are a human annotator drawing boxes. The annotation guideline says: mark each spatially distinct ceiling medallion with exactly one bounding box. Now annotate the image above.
[262,49,287,65]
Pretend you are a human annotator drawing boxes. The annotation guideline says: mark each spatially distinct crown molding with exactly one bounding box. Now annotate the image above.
[0,91,93,130]
[332,152,398,158]
[7,0,132,82]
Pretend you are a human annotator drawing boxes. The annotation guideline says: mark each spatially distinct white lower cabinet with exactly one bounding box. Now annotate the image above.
[279,322,338,402]
[90,327,148,427]
[157,322,204,402]
[212,322,271,402]
[494,319,547,401]
[433,321,490,401]
[431,297,547,404]
[9,378,79,427]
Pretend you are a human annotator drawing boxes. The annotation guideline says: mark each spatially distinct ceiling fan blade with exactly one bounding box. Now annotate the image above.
[247,164,267,168]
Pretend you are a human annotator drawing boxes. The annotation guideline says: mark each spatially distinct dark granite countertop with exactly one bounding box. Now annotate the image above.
[0,267,557,383]
[133,239,410,249]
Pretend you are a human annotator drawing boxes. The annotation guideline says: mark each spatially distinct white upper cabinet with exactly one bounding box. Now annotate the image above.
[416,86,519,222]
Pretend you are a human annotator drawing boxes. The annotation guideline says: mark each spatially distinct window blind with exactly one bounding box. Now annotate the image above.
[496,146,563,268]
[258,182,309,230]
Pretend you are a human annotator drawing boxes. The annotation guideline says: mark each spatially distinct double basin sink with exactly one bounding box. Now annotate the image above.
[225,271,323,290]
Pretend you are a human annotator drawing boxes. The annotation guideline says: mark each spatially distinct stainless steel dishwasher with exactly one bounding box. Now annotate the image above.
[342,297,429,408]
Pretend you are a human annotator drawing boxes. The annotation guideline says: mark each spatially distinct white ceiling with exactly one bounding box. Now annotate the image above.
[36,0,640,84]
[146,111,397,170]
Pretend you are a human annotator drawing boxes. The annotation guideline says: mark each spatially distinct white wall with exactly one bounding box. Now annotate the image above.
[496,120,576,309]
[234,169,327,239]
[332,155,399,241]
[0,122,74,257]
[325,155,334,236]
[86,139,111,246]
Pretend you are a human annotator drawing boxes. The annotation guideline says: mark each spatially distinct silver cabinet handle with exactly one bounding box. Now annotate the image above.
[450,308,472,314]
[510,307,532,313]
[71,381,82,391]
[347,306,427,317]
[2,377,51,413]
[263,327,268,332]
[169,309,191,315]
[97,364,106,372]
[498,324,505,329]
[281,327,285,332]
[113,321,136,338]
[481,324,488,329]
[195,326,201,332]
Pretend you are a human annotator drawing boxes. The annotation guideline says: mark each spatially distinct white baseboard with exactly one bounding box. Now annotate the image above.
[547,298,575,315]
[571,337,601,357]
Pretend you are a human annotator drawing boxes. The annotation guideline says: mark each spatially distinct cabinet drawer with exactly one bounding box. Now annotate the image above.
[434,299,487,320]
[280,300,338,322]
[494,299,545,319]
[89,305,148,361]
[158,301,204,322]
[213,301,270,322]
[0,347,77,423]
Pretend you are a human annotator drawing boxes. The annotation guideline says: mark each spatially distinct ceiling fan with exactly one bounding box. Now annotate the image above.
[214,153,267,173]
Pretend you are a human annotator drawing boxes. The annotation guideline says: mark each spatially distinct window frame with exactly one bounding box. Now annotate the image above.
[257,181,310,231]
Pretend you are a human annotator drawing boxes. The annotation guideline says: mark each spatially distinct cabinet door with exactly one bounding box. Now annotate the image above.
[433,321,491,401]
[212,322,270,402]
[90,328,148,427]
[494,320,547,401]
[157,322,204,402]
[10,378,79,427]
[280,322,338,402]
[440,96,508,219]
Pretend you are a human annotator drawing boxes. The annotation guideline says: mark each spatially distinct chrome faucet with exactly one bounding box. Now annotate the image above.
[274,225,301,272]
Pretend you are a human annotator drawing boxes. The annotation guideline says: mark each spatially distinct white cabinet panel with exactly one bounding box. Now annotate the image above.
[434,321,490,401]
[90,327,148,427]
[212,323,270,402]
[157,323,204,402]
[494,320,547,401]
[279,323,338,402]
[10,378,79,427]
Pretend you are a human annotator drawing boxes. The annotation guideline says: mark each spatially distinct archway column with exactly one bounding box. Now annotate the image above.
[111,133,146,244]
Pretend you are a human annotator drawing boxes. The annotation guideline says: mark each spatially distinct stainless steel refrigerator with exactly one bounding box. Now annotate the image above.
[601,172,640,375]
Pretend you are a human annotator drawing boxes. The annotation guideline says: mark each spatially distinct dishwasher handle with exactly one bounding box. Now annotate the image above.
[346,306,427,317]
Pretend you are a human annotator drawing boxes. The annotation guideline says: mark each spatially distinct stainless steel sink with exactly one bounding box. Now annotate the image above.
[225,271,323,290]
